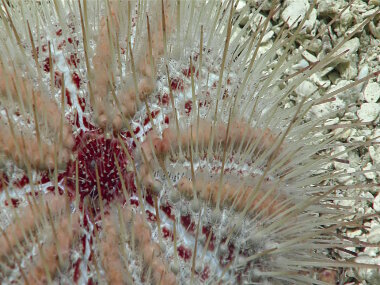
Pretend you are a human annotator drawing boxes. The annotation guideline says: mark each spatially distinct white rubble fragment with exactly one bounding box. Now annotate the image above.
[292,59,309,70]
[364,82,380,103]
[333,38,360,64]
[371,129,380,142]
[310,96,346,118]
[363,162,376,180]
[261,30,274,43]
[369,146,380,165]
[364,246,379,258]
[295,80,318,97]
[357,103,380,122]
[236,1,246,12]
[302,50,318,63]
[340,8,354,28]
[358,64,370,80]
[325,117,339,126]
[310,72,331,88]
[303,8,317,33]
[336,61,358,80]
[347,229,362,239]
[374,193,380,213]
[317,0,342,16]
[355,255,380,282]
[281,0,310,29]
[334,124,352,140]
[369,21,380,39]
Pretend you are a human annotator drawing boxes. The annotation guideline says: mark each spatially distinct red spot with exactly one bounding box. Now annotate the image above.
[57,40,66,50]
[41,44,48,52]
[185,100,192,114]
[219,242,235,267]
[222,89,229,99]
[202,226,215,251]
[56,29,62,36]
[26,191,40,197]
[4,198,20,208]
[0,172,9,192]
[145,194,154,206]
[72,72,81,89]
[83,117,96,130]
[182,66,194,77]
[143,110,160,126]
[151,110,160,119]
[43,57,50,73]
[55,71,63,88]
[162,227,173,240]
[177,245,192,261]
[201,266,210,281]
[65,89,72,106]
[164,116,169,124]
[68,37,73,44]
[77,96,86,112]
[130,199,139,206]
[67,54,80,68]
[39,172,51,184]
[182,66,199,78]
[159,93,170,105]
[181,215,195,232]
[46,186,64,195]
[68,23,76,33]
[170,78,184,91]
[13,175,29,188]
[146,210,157,222]
[73,112,80,128]
[160,204,175,220]
[73,259,81,283]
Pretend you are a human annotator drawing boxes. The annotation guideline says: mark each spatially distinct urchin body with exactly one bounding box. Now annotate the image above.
[0,1,378,284]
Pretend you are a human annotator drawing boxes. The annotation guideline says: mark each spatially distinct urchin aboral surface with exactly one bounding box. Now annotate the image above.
[0,1,379,284]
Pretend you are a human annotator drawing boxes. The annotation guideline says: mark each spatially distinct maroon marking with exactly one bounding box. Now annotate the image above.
[65,132,133,206]
[160,204,175,220]
[170,78,184,91]
[55,71,63,88]
[43,57,50,72]
[185,100,192,114]
[13,175,29,188]
[0,172,9,192]
[200,266,210,281]
[67,54,80,68]
[177,245,192,261]
[65,89,73,106]
[181,215,196,233]
[4,198,20,208]
[73,259,81,283]
[146,210,157,222]
[72,72,81,89]
[57,40,66,50]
